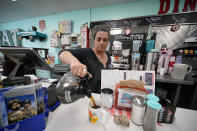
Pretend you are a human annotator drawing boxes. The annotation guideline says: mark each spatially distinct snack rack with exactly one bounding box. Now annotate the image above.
[0,88,49,131]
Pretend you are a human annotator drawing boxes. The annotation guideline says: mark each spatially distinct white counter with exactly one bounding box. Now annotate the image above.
[45,97,197,131]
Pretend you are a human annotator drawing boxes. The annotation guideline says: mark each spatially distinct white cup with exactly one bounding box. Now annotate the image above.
[88,101,106,125]
[172,64,192,80]
[160,68,165,76]
[139,65,144,70]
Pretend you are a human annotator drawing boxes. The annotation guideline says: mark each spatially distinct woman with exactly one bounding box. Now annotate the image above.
[58,25,111,93]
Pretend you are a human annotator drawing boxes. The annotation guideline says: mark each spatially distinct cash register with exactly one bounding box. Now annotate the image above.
[0,47,59,110]
[0,47,52,87]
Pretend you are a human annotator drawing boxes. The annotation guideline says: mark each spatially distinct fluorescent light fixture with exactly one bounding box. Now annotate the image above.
[12,0,17,1]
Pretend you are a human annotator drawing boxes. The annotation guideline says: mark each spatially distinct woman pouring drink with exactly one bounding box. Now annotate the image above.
[58,25,111,93]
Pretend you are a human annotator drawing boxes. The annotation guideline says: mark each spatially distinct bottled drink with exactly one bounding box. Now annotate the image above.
[175,50,183,64]
[168,56,175,74]
[175,55,182,64]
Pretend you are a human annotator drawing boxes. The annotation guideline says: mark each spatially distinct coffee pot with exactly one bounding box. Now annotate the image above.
[55,72,91,104]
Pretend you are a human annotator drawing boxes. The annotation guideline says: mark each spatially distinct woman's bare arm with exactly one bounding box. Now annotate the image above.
[59,51,90,77]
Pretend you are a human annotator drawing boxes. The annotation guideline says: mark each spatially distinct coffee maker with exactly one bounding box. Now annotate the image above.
[110,41,130,69]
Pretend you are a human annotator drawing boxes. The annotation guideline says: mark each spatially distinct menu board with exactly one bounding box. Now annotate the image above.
[90,12,197,28]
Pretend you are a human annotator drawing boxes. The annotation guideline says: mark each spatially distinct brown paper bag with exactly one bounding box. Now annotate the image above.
[119,79,148,94]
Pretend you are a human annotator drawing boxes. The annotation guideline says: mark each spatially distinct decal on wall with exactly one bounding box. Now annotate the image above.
[158,0,197,14]
[58,21,72,34]
[0,29,22,47]
[125,26,132,36]
[10,29,22,47]
[39,20,46,32]
[2,30,14,46]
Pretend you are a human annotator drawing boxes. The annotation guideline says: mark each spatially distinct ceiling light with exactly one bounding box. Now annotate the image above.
[11,0,17,2]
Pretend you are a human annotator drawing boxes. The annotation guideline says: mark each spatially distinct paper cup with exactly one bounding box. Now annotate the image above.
[160,68,165,76]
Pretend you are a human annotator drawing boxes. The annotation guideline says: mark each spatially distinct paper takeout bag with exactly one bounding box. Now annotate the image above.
[115,79,149,110]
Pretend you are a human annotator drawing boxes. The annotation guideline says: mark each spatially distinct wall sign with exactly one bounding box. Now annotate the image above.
[158,0,197,15]
[0,29,21,47]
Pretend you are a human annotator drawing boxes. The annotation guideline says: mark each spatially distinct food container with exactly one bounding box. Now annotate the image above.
[131,95,146,125]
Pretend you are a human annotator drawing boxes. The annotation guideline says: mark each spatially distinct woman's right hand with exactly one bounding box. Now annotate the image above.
[59,51,92,78]
[70,61,92,78]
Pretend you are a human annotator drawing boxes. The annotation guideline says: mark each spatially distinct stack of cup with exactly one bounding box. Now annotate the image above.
[160,68,165,76]
[146,94,159,102]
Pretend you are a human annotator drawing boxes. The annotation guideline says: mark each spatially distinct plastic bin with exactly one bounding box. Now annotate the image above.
[0,113,48,131]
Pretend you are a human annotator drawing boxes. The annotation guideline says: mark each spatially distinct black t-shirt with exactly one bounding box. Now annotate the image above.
[58,48,111,93]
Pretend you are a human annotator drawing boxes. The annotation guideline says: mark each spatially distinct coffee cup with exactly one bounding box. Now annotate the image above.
[88,101,106,125]
[171,64,192,80]
[160,68,165,76]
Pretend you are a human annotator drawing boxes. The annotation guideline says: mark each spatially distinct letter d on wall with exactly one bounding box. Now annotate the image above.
[158,0,170,14]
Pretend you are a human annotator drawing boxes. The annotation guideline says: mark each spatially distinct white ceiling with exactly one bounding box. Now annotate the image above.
[0,0,137,24]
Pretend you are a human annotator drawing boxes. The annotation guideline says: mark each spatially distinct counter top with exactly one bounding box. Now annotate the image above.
[45,97,197,131]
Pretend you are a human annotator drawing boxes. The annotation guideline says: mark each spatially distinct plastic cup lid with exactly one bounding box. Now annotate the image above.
[147,100,162,110]
[101,88,113,94]
[146,94,159,102]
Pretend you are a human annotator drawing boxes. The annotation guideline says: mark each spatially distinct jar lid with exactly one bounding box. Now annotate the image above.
[132,95,146,107]
[101,88,113,94]
[147,100,162,110]
[146,94,159,102]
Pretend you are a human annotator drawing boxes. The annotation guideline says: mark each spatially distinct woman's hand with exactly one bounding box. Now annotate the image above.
[70,61,92,78]
[59,51,92,78]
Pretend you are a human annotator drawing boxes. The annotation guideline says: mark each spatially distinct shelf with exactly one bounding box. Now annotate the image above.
[155,73,194,85]
[175,43,197,50]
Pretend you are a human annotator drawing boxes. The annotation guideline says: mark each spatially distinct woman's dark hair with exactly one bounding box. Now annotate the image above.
[93,25,110,40]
